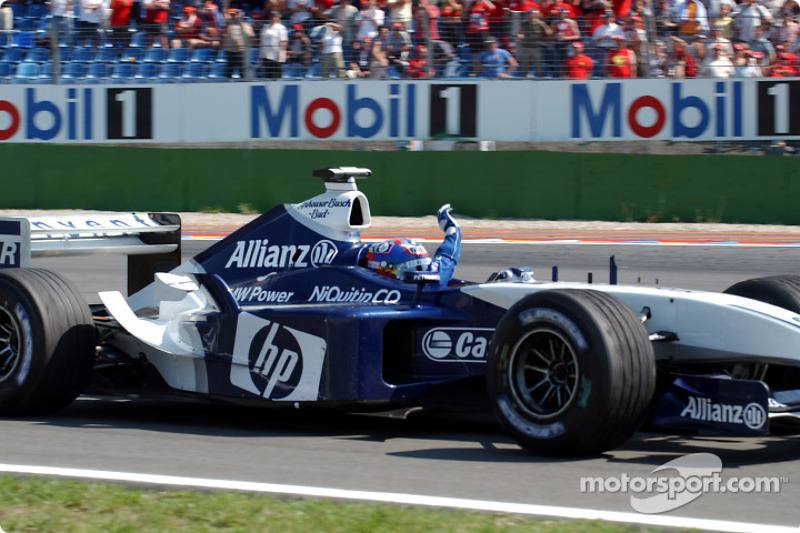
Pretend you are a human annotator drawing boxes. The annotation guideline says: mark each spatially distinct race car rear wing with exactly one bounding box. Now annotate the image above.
[0,212,181,294]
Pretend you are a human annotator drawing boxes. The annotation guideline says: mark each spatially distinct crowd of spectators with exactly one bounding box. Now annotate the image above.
[1,0,800,79]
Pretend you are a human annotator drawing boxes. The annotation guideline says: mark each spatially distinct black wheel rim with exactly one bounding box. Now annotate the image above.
[0,306,20,382]
[508,328,580,420]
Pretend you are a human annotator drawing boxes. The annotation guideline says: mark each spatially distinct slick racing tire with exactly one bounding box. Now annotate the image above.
[487,289,655,456]
[0,269,96,415]
[724,275,800,383]
[724,275,800,313]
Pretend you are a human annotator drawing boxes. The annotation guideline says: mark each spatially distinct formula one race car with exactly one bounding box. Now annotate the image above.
[1,167,800,456]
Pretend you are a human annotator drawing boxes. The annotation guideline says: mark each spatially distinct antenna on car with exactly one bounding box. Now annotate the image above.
[313,167,372,183]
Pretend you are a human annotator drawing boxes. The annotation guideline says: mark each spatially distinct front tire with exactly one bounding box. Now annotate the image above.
[487,289,655,456]
[0,269,96,415]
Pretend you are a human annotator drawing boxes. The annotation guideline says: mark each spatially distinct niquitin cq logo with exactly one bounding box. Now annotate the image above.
[0,88,152,141]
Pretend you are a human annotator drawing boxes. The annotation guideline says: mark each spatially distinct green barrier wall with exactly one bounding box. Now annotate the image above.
[3,144,799,224]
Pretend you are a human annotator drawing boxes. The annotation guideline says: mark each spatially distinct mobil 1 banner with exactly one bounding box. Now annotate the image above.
[0,86,156,143]
[757,80,800,137]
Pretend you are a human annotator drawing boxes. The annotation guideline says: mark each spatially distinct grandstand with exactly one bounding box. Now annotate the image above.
[0,0,794,83]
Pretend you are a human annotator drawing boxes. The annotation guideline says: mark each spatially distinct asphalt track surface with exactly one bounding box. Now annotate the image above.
[3,225,800,531]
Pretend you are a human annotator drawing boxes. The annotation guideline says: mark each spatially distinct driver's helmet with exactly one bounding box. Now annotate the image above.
[366,238,430,279]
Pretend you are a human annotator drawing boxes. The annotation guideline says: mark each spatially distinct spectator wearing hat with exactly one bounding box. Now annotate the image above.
[690,31,707,66]
[517,8,551,77]
[319,21,346,77]
[286,23,312,73]
[769,49,798,76]
[550,7,581,75]
[701,43,734,76]
[592,11,625,75]
[386,20,412,61]
[627,14,649,77]
[706,22,733,59]
[172,6,203,49]
[733,47,764,76]
[407,43,434,77]
[675,0,708,41]
[142,0,170,49]
[605,34,636,77]
[259,10,288,78]
[475,36,518,77]
[562,41,594,78]
[223,7,255,78]
[353,0,384,41]
[198,0,225,49]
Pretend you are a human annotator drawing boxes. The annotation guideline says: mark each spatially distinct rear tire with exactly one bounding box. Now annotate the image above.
[487,289,655,456]
[724,275,800,313]
[0,269,96,415]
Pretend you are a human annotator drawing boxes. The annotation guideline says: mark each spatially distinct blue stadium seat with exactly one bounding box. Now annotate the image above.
[11,61,40,83]
[181,61,208,81]
[110,62,136,81]
[167,47,190,63]
[134,62,159,82]
[95,46,119,63]
[0,61,13,81]
[10,32,35,49]
[9,3,23,19]
[248,47,258,65]
[215,49,227,63]
[129,31,147,48]
[282,62,304,79]
[208,62,227,80]
[71,47,95,63]
[61,62,88,83]
[83,62,111,83]
[2,48,24,63]
[119,47,144,62]
[37,61,52,83]
[189,47,215,63]
[17,18,37,31]
[56,46,73,63]
[156,61,182,82]
[26,47,50,63]
[24,4,48,19]
[144,47,167,63]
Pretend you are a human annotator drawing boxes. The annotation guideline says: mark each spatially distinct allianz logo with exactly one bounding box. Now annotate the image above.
[680,396,766,430]
[225,239,338,269]
[421,327,494,362]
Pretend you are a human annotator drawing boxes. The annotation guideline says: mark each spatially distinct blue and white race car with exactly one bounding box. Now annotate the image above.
[1,167,799,456]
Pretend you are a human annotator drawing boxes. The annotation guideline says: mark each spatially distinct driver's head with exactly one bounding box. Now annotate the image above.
[366,238,430,279]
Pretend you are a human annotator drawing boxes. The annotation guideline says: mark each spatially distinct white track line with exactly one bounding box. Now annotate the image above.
[0,463,794,533]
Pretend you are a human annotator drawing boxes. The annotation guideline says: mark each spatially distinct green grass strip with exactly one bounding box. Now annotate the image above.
[0,476,657,533]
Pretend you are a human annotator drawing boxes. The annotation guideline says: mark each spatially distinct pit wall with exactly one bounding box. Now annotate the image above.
[4,144,797,225]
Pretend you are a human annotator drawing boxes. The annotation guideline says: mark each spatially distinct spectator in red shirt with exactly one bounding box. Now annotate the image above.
[110,0,133,49]
[467,0,495,63]
[143,0,170,49]
[605,34,636,77]
[770,52,798,77]
[172,6,203,50]
[407,44,434,77]
[562,41,593,78]
[670,36,697,78]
